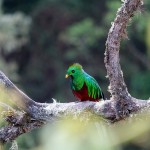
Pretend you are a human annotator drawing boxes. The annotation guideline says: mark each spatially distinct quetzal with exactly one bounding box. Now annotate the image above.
[65,63,104,102]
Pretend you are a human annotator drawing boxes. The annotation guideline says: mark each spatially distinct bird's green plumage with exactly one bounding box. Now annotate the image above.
[66,63,103,100]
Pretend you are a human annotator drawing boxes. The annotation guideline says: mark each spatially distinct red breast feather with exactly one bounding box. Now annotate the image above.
[72,83,99,102]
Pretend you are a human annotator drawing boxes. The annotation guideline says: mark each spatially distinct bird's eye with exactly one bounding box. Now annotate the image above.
[72,70,75,73]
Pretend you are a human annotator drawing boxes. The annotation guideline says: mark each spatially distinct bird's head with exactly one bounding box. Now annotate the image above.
[65,63,84,79]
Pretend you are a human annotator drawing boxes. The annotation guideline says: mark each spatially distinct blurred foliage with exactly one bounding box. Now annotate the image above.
[146,16,150,59]
[60,18,105,48]
[0,0,31,81]
[17,115,150,150]
[131,72,150,99]
[0,0,149,149]
[0,12,31,52]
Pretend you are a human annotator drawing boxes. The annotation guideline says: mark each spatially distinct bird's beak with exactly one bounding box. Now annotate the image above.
[65,74,69,78]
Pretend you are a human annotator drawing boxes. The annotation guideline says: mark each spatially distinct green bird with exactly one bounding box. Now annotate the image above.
[65,63,104,102]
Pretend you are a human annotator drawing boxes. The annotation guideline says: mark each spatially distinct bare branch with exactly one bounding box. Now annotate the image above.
[0,95,150,142]
[0,70,47,116]
[0,113,43,143]
[105,0,143,100]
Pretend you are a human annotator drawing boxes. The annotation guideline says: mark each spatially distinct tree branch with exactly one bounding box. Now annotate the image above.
[0,0,149,144]
[105,0,143,100]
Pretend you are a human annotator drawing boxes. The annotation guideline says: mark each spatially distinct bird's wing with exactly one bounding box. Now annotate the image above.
[84,75,102,99]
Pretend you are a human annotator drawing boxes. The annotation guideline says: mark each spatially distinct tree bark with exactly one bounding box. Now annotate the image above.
[0,0,149,144]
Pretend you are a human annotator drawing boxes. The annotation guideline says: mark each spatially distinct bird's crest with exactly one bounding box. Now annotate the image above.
[70,63,82,70]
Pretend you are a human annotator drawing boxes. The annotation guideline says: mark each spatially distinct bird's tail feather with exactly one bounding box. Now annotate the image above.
[101,92,105,100]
